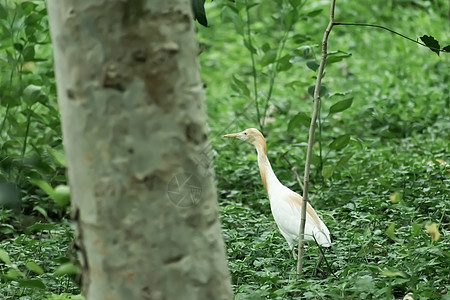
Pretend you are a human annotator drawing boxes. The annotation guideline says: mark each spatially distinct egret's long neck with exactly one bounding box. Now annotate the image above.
[254,140,281,193]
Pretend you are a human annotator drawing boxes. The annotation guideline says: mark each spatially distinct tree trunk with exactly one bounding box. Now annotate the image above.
[47,1,233,299]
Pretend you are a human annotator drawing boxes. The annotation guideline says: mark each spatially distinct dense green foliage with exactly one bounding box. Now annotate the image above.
[0,0,448,298]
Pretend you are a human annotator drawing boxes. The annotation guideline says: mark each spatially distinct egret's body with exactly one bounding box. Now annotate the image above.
[224,128,331,255]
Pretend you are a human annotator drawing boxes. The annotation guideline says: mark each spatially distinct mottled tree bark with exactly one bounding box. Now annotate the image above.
[47,1,233,299]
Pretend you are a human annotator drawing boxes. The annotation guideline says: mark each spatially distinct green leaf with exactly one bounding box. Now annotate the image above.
[288,112,311,133]
[26,222,56,233]
[30,179,54,196]
[321,165,334,179]
[385,222,396,240]
[0,248,12,264]
[329,134,351,150]
[33,206,48,219]
[243,39,257,54]
[288,0,303,8]
[54,262,79,276]
[191,0,207,27]
[327,50,352,64]
[420,35,440,56]
[329,97,353,114]
[284,9,298,27]
[261,43,271,53]
[0,4,7,19]
[389,192,402,203]
[18,279,45,289]
[308,85,327,98]
[231,75,250,97]
[14,42,23,52]
[443,45,450,53]
[6,268,25,279]
[47,147,67,167]
[260,49,277,66]
[277,54,292,72]
[336,152,354,169]
[291,34,309,45]
[23,45,35,61]
[52,185,71,207]
[381,269,407,278]
[306,8,322,17]
[23,84,45,105]
[26,261,44,275]
[306,60,319,71]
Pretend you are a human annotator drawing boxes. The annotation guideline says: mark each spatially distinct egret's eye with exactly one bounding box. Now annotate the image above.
[244,132,248,135]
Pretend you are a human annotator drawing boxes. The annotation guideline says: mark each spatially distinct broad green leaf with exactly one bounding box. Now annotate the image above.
[291,34,309,45]
[14,42,23,52]
[288,112,311,133]
[26,222,56,233]
[23,45,35,61]
[47,147,67,167]
[284,9,298,27]
[6,268,25,279]
[385,222,396,240]
[288,0,303,8]
[321,165,334,179]
[23,84,44,105]
[381,269,407,278]
[54,262,79,276]
[261,43,271,53]
[231,75,250,97]
[47,294,86,300]
[336,152,354,169]
[18,279,45,289]
[243,39,257,54]
[284,80,306,90]
[0,248,12,264]
[277,54,292,72]
[308,85,327,98]
[52,185,71,207]
[33,206,48,219]
[30,179,54,196]
[306,8,322,17]
[327,50,352,64]
[329,97,353,114]
[26,261,44,275]
[329,134,350,150]
[260,49,277,66]
[246,154,257,161]
[191,0,207,27]
[443,45,450,52]
[0,4,7,19]
[389,192,402,203]
[420,35,440,56]
[306,60,319,71]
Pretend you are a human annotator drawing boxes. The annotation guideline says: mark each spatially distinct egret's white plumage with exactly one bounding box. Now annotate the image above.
[224,128,331,256]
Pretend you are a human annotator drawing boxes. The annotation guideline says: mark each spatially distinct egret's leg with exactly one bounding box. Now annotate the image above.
[292,248,297,260]
[313,252,324,276]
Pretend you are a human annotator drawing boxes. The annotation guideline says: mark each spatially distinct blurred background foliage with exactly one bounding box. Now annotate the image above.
[0,0,448,298]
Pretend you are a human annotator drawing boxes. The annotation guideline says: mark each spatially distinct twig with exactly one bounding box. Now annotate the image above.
[281,154,305,193]
[333,22,446,53]
[244,0,261,129]
[297,0,337,275]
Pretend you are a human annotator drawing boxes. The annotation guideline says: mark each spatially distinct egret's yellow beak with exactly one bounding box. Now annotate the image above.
[223,132,240,138]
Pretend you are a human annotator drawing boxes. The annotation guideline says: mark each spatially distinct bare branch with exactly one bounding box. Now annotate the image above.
[297,0,337,274]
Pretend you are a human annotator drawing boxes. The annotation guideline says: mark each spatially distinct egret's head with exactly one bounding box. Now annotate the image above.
[223,128,266,149]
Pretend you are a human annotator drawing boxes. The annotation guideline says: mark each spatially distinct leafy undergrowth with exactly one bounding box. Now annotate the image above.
[217,134,449,299]
[204,0,449,299]
[0,217,81,299]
